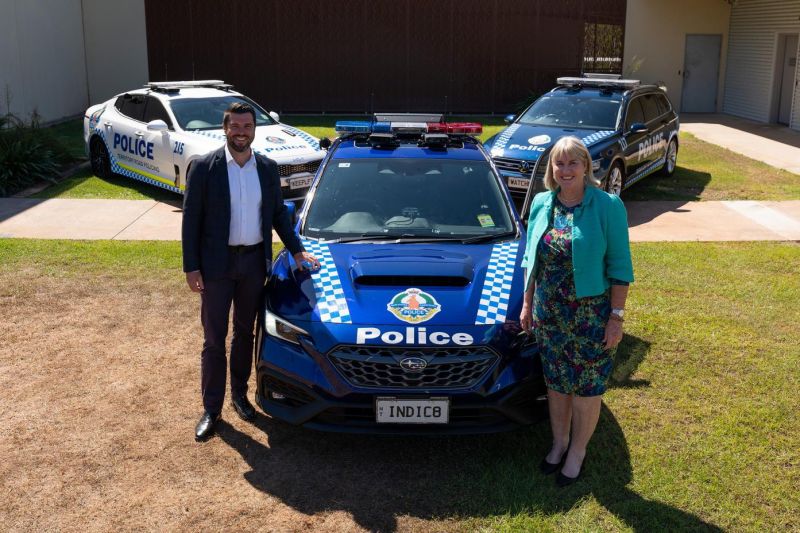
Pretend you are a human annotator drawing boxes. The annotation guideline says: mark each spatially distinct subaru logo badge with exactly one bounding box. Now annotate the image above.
[399,357,427,373]
[519,161,531,173]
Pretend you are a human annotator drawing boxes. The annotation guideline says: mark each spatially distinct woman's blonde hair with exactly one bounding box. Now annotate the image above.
[543,136,601,191]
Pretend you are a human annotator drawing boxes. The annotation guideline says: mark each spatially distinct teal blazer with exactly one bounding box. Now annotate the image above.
[523,186,634,298]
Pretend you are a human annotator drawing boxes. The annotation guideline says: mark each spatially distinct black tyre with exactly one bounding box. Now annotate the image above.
[604,162,625,196]
[660,138,678,176]
[90,137,112,180]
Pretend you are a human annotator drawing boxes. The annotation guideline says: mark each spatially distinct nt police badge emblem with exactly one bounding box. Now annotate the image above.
[387,288,441,324]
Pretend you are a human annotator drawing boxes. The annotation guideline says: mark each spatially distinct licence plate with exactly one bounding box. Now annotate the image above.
[288,175,313,189]
[375,397,449,424]
[508,177,530,190]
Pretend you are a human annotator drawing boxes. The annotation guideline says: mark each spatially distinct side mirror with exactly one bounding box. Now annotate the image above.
[629,122,648,135]
[269,111,280,123]
[319,137,331,150]
[504,114,516,125]
[146,119,169,132]
[284,199,297,226]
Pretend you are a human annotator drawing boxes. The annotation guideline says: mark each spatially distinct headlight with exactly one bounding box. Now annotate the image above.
[264,309,309,345]
[592,158,602,172]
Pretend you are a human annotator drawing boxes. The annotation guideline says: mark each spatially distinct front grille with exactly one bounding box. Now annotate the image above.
[493,156,528,173]
[328,345,498,389]
[277,159,321,177]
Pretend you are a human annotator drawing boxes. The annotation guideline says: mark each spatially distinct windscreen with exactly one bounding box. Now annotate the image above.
[518,95,621,130]
[170,96,277,131]
[303,158,515,241]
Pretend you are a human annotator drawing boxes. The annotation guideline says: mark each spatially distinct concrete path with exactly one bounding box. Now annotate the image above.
[681,113,800,175]
[1,197,799,242]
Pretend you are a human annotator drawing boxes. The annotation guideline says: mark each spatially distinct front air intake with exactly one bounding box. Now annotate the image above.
[354,275,469,287]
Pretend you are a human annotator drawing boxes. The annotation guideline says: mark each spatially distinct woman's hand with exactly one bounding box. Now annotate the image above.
[520,302,534,333]
[603,318,623,350]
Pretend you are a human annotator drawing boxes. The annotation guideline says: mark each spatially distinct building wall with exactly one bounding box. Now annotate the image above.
[0,0,89,122]
[723,0,800,131]
[82,0,149,106]
[623,0,731,113]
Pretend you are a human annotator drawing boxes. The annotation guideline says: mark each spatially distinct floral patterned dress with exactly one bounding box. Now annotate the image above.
[533,198,613,396]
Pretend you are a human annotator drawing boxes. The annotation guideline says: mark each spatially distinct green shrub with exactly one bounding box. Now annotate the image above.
[0,113,76,196]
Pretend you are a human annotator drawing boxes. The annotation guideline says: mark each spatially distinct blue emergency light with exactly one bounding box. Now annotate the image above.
[334,114,482,136]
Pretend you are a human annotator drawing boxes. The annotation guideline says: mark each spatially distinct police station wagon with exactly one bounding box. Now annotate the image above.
[483,76,679,197]
[83,80,324,201]
[255,114,545,433]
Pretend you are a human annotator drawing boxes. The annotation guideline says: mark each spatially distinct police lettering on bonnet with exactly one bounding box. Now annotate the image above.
[254,113,547,433]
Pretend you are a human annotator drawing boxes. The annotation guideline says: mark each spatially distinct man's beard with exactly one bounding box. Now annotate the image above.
[227,136,252,153]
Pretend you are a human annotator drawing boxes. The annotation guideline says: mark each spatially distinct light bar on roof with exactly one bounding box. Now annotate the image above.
[557,77,640,89]
[333,117,483,137]
[374,113,444,123]
[335,121,372,133]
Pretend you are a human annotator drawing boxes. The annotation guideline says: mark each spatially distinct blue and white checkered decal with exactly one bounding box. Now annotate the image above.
[94,129,182,194]
[282,126,321,151]
[489,123,521,156]
[475,242,520,325]
[581,130,615,147]
[301,240,352,323]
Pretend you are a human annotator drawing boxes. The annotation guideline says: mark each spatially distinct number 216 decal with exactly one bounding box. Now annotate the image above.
[173,141,184,154]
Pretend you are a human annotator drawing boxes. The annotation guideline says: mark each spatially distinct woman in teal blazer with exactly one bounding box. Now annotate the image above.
[520,136,634,487]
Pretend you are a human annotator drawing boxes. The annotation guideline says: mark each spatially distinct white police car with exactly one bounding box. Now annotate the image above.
[83,80,324,200]
[484,76,679,197]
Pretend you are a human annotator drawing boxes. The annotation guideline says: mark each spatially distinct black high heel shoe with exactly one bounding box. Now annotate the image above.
[539,447,569,476]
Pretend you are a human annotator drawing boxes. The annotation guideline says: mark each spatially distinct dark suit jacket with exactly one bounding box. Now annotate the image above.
[181,146,304,280]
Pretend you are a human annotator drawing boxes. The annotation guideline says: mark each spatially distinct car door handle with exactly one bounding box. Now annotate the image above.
[134,131,144,137]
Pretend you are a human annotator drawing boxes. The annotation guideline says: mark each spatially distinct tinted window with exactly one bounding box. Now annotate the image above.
[624,98,645,129]
[143,96,173,129]
[656,94,672,115]
[304,158,514,240]
[641,94,662,122]
[517,95,622,129]
[117,94,146,121]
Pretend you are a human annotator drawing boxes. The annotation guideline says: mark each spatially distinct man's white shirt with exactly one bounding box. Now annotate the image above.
[225,144,263,246]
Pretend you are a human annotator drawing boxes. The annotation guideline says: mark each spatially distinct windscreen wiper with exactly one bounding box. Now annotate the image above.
[325,233,464,244]
[461,230,518,244]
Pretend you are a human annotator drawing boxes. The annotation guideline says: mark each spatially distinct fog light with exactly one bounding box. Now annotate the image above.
[270,391,286,400]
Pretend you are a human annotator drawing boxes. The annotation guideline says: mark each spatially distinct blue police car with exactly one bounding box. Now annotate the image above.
[483,76,679,197]
[255,114,545,433]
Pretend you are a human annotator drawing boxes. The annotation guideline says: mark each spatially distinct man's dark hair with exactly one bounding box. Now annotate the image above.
[223,102,256,128]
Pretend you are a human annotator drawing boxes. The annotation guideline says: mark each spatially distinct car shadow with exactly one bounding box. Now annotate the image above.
[622,166,711,203]
[217,332,718,532]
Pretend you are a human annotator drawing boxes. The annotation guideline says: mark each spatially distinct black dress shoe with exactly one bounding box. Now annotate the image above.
[195,411,220,442]
[231,394,256,422]
[539,457,563,476]
[540,446,569,476]
[556,470,582,487]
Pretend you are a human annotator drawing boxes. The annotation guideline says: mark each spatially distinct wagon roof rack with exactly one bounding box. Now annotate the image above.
[144,80,234,94]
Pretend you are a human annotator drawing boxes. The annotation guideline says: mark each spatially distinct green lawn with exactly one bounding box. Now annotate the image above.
[36,117,799,202]
[624,132,800,201]
[44,117,86,161]
[2,238,798,531]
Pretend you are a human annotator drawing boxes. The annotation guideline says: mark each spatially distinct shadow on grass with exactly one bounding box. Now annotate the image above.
[33,168,182,206]
[217,335,718,532]
[623,166,711,202]
[609,333,651,389]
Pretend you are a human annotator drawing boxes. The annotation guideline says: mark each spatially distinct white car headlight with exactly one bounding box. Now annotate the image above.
[265,309,309,345]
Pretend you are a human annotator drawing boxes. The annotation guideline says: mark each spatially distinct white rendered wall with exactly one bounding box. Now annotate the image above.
[623,0,731,113]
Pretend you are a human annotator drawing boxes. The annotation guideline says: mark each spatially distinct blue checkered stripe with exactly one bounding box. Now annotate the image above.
[626,154,667,187]
[94,129,182,194]
[489,123,521,156]
[581,130,615,147]
[190,130,226,141]
[282,126,321,151]
[475,242,520,325]
[301,240,352,323]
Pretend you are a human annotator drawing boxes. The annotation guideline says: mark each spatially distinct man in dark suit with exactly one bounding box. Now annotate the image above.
[182,102,319,442]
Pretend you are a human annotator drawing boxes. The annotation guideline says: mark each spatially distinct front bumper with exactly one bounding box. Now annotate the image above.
[255,336,547,434]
